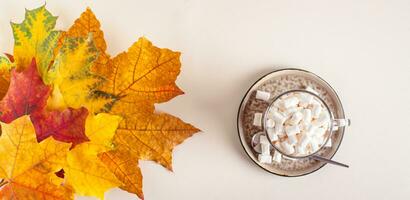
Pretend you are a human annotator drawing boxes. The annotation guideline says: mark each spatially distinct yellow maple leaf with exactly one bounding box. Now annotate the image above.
[63,113,122,199]
[0,116,73,199]
[57,7,110,78]
[48,36,113,112]
[11,5,60,77]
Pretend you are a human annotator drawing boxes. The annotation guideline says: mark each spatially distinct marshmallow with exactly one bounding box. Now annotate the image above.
[281,141,295,154]
[283,106,302,117]
[253,112,263,126]
[259,135,270,145]
[305,125,317,137]
[289,112,303,125]
[297,93,314,107]
[267,128,279,141]
[272,111,286,124]
[295,145,307,155]
[258,154,272,164]
[272,151,282,163]
[314,127,327,137]
[285,124,300,136]
[305,86,319,95]
[312,104,322,118]
[312,112,330,127]
[273,99,282,106]
[261,143,271,155]
[287,134,298,146]
[256,90,271,101]
[265,119,275,128]
[310,139,320,153]
[274,123,284,136]
[278,133,286,139]
[299,133,311,148]
[282,96,299,109]
[266,110,274,119]
[325,138,332,147]
[299,122,310,132]
[312,135,324,145]
[301,109,312,123]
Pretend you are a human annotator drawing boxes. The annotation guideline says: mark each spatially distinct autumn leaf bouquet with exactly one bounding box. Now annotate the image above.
[0,5,199,199]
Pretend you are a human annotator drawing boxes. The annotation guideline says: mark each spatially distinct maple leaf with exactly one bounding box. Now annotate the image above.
[103,37,184,104]
[98,112,198,199]
[48,36,114,112]
[60,8,110,76]
[90,35,199,168]
[0,55,12,99]
[0,116,73,199]
[64,8,200,198]
[0,55,12,74]
[0,78,8,102]
[30,107,90,146]
[101,37,200,199]
[63,113,122,198]
[110,113,199,169]
[11,5,60,78]
[0,58,51,123]
[98,149,143,199]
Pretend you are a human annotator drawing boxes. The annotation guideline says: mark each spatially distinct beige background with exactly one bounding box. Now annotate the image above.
[1,0,410,199]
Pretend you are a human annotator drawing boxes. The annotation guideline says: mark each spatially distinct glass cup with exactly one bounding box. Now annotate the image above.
[263,89,350,159]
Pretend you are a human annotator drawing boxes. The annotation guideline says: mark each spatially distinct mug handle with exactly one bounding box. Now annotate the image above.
[332,118,351,130]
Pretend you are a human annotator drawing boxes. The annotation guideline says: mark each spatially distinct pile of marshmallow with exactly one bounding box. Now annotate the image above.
[253,89,332,164]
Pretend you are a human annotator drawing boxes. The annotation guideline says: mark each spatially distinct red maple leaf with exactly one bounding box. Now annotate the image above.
[0,58,50,123]
[30,107,90,147]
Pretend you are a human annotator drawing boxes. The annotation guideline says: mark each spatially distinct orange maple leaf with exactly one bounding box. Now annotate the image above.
[0,116,73,199]
[62,8,200,199]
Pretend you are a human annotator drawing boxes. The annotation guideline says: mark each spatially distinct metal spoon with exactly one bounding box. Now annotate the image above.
[311,155,349,168]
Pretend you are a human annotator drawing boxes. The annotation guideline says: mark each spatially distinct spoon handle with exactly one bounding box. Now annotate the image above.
[312,155,349,168]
